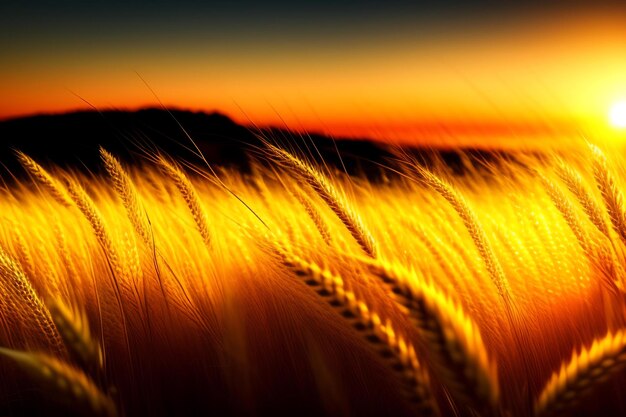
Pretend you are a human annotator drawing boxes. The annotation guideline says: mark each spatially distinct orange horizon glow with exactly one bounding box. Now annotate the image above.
[2,12,626,146]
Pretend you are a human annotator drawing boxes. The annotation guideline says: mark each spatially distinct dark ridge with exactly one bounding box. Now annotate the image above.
[0,108,524,181]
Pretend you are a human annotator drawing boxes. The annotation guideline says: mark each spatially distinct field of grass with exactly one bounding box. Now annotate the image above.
[0,140,625,416]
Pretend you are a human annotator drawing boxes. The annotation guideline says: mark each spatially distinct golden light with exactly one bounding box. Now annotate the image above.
[609,100,626,128]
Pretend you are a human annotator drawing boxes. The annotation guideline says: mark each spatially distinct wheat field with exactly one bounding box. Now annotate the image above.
[0,140,626,416]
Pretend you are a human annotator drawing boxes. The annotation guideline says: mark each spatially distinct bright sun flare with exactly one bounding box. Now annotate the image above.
[610,101,626,128]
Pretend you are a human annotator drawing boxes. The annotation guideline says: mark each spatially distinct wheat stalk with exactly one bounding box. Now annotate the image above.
[555,161,610,238]
[542,175,626,293]
[366,258,499,412]
[416,167,511,306]
[589,144,626,243]
[12,225,36,279]
[0,246,65,354]
[101,148,152,245]
[64,177,135,355]
[64,181,139,319]
[541,176,593,256]
[291,187,332,245]
[0,348,117,417]
[66,179,122,274]
[267,144,377,257]
[157,156,212,248]
[535,330,626,417]
[16,151,73,207]
[54,219,78,294]
[276,247,438,415]
[48,297,103,371]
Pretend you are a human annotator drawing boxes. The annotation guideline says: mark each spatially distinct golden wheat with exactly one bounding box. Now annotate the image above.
[555,161,610,238]
[16,151,74,207]
[1,143,626,416]
[48,296,103,371]
[535,330,626,417]
[291,186,333,245]
[267,143,377,257]
[0,347,117,417]
[66,179,121,271]
[0,246,65,353]
[541,174,626,294]
[101,148,152,245]
[12,224,36,279]
[590,144,626,243]
[416,166,512,306]
[541,176,593,256]
[276,246,438,415]
[366,259,499,411]
[157,156,212,248]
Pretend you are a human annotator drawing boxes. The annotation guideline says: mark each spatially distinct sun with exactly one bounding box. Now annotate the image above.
[610,101,626,128]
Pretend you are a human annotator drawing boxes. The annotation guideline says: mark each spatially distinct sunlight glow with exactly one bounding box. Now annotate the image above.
[610,101,626,128]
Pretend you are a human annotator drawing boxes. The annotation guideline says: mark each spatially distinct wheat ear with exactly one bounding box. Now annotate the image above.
[416,167,511,305]
[267,144,377,257]
[0,247,64,353]
[66,179,121,274]
[541,175,625,292]
[0,348,117,417]
[16,151,73,207]
[48,297,103,371]
[277,248,438,415]
[555,161,610,238]
[64,178,138,345]
[541,176,593,256]
[367,259,499,411]
[589,144,626,243]
[100,148,152,245]
[535,330,626,417]
[157,156,212,248]
[291,187,333,245]
[12,225,36,279]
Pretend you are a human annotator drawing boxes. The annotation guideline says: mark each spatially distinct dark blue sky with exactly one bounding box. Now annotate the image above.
[3,1,624,41]
[2,0,625,132]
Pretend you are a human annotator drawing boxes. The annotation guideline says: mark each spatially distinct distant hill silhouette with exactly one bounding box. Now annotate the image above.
[0,108,401,179]
[0,108,519,181]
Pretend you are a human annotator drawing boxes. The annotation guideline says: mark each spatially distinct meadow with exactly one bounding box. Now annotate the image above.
[0,138,625,416]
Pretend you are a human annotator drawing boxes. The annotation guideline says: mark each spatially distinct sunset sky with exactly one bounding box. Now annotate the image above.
[2,1,626,144]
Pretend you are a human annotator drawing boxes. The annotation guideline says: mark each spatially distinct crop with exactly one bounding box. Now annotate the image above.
[0,141,625,416]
